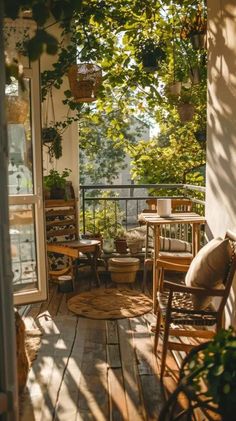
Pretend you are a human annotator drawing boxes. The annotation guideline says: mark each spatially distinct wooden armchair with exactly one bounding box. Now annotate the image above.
[154,230,236,379]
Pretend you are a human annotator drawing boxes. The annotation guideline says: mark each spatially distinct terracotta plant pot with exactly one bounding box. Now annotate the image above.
[114,238,128,254]
[177,103,195,122]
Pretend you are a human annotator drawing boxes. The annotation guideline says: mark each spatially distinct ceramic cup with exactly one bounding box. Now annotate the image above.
[156,199,171,217]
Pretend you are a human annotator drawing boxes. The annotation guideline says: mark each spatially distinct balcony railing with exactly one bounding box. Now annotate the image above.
[80,183,205,235]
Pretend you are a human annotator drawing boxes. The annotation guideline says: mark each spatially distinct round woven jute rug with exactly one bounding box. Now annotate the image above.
[67,288,152,319]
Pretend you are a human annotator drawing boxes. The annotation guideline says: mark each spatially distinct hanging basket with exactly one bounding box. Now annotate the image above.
[6,95,28,124]
[67,63,102,103]
[177,103,195,122]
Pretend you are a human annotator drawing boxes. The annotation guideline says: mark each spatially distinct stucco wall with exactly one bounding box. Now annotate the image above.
[207,0,236,325]
[40,25,79,196]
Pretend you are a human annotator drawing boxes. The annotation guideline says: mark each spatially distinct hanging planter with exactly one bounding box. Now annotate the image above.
[189,66,201,85]
[138,39,166,73]
[167,81,182,97]
[42,126,62,160]
[194,128,207,144]
[180,7,207,50]
[6,95,28,124]
[190,33,206,50]
[177,102,195,122]
[67,63,102,103]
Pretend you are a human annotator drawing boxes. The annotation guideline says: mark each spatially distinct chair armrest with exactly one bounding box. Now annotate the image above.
[156,259,189,273]
[163,280,225,297]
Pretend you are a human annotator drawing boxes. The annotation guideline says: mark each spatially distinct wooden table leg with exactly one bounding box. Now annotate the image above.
[85,246,101,288]
[192,223,200,257]
[153,225,160,313]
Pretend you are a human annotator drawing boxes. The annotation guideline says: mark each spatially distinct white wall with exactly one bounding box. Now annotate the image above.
[40,24,79,196]
[207,0,236,325]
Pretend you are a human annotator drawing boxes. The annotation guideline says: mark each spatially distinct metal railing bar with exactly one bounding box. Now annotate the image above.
[183,184,206,192]
[80,183,185,190]
[82,196,188,202]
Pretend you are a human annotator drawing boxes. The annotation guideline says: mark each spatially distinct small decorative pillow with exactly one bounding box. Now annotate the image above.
[185,238,231,310]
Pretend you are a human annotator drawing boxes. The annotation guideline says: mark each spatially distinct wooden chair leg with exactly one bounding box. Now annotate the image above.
[154,309,161,355]
[160,317,171,379]
[142,258,153,292]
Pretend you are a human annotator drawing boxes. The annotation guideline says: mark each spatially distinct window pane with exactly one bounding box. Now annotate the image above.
[9,205,38,292]
[7,79,33,194]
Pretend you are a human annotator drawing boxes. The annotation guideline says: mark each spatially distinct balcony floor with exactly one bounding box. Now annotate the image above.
[20,272,181,421]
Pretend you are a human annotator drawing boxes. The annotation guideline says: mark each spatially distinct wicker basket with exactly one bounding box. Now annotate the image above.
[6,95,28,124]
[67,63,102,103]
[127,238,143,254]
[108,257,140,283]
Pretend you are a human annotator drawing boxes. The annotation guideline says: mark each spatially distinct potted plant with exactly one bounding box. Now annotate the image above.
[43,168,71,199]
[181,8,207,50]
[42,126,63,161]
[138,39,166,73]
[114,227,128,254]
[194,127,207,145]
[177,89,195,122]
[160,328,236,421]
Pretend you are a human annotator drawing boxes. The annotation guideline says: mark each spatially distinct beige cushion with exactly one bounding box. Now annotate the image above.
[185,238,231,310]
[126,226,191,252]
[159,237,192,253]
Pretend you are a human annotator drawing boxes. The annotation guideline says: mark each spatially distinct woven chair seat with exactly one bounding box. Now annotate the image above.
[157,290,217,326]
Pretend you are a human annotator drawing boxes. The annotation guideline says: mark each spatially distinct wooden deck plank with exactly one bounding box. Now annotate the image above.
[130,316,164,421]
[53,318,85,421]
[118,318,145,421]
[107,344,121,368]
[108,368,129,421]
[106,320,118,344]
[77,319,109,421]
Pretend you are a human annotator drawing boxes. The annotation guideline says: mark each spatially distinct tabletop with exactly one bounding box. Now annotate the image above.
[47,239,101,257]
[139,212,205,225]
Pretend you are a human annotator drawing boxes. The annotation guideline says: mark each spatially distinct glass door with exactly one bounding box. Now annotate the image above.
[7,61,47,305]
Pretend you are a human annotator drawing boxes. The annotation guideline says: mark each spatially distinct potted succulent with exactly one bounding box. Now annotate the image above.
[42,126,62,161]
[43,168,71,199]
[138,39,166,73]
[160,328,236,421]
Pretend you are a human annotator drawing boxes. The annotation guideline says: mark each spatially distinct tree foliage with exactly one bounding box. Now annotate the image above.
[4,0,207,185]
[79,110,141,184]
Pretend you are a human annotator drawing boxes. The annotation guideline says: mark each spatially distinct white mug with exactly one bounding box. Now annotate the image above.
[156,199,171,216]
